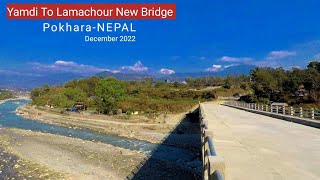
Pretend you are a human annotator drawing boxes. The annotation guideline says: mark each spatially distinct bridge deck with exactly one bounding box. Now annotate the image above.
[202,103,320,180]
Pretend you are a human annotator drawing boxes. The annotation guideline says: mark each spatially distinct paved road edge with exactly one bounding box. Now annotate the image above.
[223,104,320,129]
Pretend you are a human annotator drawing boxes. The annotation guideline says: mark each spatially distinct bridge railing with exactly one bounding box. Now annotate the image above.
[224,101,320,120]
[199,104,225,180]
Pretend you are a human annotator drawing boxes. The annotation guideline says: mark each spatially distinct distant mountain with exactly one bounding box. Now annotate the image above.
[0,73,84,90]
[218,64,256,76]
[0,65,256,89]
[164,65,256,81]
[96,71,154,80]
[97,65,256,82]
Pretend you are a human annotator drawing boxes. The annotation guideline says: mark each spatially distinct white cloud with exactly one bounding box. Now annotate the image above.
[0,69,42,76]
[159,68,175,75]
[224,64,239,68]
[219,56,254,63]
[205,63,240,72]
[121,61,148,72]
[54,60,76,66]
[30,60,111,75]
[0,69,22,75]
[265,51,297,60]
[218,50,297,68]
[205,64,223,72]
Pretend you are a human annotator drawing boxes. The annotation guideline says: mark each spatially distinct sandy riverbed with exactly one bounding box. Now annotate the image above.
[0,127,201,180]
[17,105,188,144]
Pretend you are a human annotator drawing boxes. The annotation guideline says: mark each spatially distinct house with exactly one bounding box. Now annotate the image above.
[164,79,171,83]
[74,102,85,110]
[271,102,288,107]
[295,85,307,97]
[88,96,99,101]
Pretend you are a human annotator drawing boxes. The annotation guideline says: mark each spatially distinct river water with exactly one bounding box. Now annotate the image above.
[0,99,196,163]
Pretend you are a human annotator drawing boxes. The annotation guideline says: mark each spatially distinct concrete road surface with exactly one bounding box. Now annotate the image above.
[201,103,320,180]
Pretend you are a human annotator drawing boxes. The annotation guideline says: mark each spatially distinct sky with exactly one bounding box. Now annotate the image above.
[2,0,320,76]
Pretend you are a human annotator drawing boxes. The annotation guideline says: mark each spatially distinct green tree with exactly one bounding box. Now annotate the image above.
[77,76,101,96]
[223,75,232,89]
[64,88,87,102]
[307,61,320,72]
[250,68,278,99]
[304,68,320,101]
[49,94,71,108]
[282,68,305,94]
[95,78,126,114]
[64,79,78,88]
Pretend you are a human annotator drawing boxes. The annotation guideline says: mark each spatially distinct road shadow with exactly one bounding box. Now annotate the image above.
[127,108,202,180]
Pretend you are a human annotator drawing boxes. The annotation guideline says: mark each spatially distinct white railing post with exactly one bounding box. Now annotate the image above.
[300,107,303,118]
[283,105,286,114]
[276,106,279,113]
[311,108,315,119]
[266,105,268,112]
[290,107,293,116]
[255,103,257,110]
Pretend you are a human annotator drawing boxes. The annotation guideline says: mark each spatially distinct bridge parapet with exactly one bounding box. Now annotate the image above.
[224,101,320,128]
[199,104,225,180]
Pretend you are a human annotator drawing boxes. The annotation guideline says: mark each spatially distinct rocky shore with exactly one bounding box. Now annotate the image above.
[0,128,147,179]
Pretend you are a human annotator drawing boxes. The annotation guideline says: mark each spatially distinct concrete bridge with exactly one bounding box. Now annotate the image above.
[200,102,320,180]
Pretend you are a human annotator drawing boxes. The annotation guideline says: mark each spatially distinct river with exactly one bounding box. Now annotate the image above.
[0,99,196,163]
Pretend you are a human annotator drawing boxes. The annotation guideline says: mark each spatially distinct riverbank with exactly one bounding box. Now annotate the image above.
[1,99,202,179]
[0,96,30,105]
[17,104,188,144]
[0,128,149,179]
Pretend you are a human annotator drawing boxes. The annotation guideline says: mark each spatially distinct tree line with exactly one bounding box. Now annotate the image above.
[31,61,320,114]
[241,61,320,107]
[31,76,218,114]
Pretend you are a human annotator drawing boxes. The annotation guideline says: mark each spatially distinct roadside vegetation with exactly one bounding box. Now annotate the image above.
[30,75,250,114]
[240,61,320,108]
